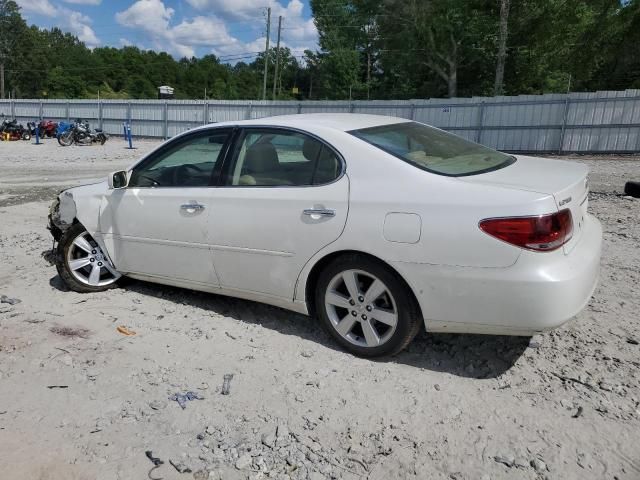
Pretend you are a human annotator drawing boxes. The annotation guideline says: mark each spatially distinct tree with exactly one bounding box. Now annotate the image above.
[0,0,26,98]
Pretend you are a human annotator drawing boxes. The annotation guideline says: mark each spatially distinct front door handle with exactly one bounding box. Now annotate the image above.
[303,208,336,217]
[180,203,205,212]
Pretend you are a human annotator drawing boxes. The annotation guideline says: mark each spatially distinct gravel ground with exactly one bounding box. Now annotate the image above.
[0,139,639,480]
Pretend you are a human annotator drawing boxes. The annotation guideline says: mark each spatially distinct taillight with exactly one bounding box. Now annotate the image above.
[479,209,573,252]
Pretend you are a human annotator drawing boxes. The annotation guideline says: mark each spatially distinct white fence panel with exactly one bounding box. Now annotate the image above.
[1,90,638,152]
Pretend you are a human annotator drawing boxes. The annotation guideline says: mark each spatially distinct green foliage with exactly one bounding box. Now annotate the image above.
[0,0,638,100]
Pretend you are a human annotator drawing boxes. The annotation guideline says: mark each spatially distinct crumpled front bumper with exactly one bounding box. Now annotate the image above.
[47,190,76,241]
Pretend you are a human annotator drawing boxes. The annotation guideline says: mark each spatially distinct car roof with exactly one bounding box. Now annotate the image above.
[209,113,410,132]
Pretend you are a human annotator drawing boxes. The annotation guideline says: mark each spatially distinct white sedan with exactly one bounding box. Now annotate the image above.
[48,114,602,357]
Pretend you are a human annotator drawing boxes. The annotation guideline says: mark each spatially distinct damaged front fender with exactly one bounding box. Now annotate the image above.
[46,180,116,267]
[48,190,77,241]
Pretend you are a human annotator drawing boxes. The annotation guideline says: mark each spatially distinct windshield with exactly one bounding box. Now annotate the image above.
[350,122,515,176]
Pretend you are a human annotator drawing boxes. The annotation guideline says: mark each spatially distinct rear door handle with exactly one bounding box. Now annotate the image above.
[181,203,205,211]
[303,208,335,217]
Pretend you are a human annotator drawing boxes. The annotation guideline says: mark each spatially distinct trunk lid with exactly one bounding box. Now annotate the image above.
[459,155,589,254]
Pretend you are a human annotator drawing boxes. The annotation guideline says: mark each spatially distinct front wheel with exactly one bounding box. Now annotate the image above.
[22,132,31,141]
[58,131,74,146]
[315,255,422,357]
[56,223,121,293]
[98,133,107,145]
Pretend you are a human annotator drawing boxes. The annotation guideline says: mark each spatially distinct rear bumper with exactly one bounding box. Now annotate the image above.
[392,213,602,335]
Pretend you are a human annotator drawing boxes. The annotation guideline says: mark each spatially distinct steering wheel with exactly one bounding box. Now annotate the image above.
[133,173,163,187]
[173,164,202,186]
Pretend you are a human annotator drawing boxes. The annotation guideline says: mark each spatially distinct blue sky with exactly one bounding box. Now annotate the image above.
[15,0,319,63]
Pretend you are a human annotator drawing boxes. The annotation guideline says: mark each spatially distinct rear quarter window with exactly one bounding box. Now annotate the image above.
[350,122,515,177]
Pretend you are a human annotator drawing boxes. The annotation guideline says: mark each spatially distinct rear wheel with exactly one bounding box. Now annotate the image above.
[56,224,121,293]
[315,255,422,357]
[625,181,640,198]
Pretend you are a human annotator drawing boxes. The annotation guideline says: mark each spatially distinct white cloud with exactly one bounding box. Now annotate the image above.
[62,0,102,5]
[116,0,317,61]
[116,0,241,58]
[187,0,318,53]
[15,0,101,48]
[66,10,100,46]
[15,0,57,17]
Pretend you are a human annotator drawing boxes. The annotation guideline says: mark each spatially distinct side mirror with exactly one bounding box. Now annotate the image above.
[108,171,128,189]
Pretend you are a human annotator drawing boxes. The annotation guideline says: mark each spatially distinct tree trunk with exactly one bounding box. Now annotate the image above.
[494,0,510,96]
[448,64,457,98]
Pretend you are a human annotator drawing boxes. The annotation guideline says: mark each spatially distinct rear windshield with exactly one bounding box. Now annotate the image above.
[349,122,515,176]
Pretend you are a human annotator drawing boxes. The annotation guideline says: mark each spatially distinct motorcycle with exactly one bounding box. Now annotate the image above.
[57,119,108,146]
[0,116,31,141]
[56,121,72,137]
[38,120,59,138]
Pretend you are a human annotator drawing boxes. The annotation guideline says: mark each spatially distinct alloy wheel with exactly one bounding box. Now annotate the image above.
[66,231,120,287]
[324,269,398,348]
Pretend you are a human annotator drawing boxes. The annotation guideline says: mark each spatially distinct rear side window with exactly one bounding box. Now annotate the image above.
[226,129,341,186]
[350,122,515,177]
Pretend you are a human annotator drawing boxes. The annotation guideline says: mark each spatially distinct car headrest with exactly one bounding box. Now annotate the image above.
[244,142,279,174]
[302,138,322,161]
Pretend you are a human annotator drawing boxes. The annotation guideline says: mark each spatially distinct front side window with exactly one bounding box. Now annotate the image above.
[350,122,515,177]
[226,129,341,186]
[129,130,230,187]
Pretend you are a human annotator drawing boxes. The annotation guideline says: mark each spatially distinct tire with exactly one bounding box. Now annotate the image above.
[624,181,640,198]
[56,223,121,293]
[98,133,107,145]
[315,254,422,357]
[22,132,31,141]
[58,131,74,146]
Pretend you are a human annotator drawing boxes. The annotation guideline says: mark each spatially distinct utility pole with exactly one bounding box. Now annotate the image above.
[366,52,371,100]
[262,7,271,100]
[272,16,283,100]
[0,60,4,100]
[494,0,510,96]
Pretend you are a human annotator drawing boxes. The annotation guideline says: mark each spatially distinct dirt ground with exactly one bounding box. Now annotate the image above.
[0,138,638,480]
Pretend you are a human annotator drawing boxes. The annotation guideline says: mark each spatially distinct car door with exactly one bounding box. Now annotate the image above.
[100,128,232,286]
[207,127,349,299]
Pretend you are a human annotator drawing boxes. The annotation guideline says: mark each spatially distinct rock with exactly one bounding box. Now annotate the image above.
[494,454,515,467]
[300,351,313,358]
[434,384,441,391]
[193,470,209,480]
[448,407,462,419]
[599,382,613,392]
[277,424,289,437]
[261,432,276,448]
[206,425,216,435]
[235,453,252,470]
[514,457,528,469]
[308,473,325,480]
[560,399,573,410]
[169,459,192,473]
[149,400,166,410]
[528,337,542,349]
[627,337,639,345]
[530,458,547,473]
[0,295,21,305]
